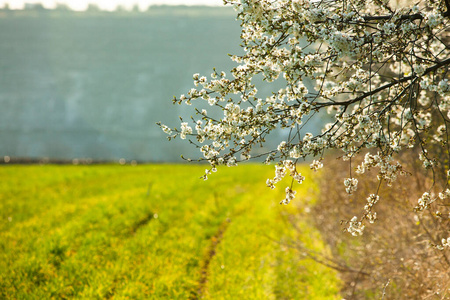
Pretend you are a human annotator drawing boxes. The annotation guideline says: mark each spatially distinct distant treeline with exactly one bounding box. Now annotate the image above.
[0,3,232,14]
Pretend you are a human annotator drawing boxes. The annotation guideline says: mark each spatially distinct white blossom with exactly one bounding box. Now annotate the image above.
[160,124,172,135]
[436,237,450,250]
[416,192,436,211]
[309,160,323,171]
[180,122,193,140]
[281,187,296,205]
[347,216,365,236]
[344,178,358,194]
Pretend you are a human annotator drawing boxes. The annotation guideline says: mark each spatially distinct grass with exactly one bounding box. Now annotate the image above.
[0,164,341,299]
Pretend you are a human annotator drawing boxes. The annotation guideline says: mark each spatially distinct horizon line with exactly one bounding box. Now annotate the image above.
[0,2,227,12]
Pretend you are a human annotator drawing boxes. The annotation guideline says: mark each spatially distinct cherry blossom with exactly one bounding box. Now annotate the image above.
[159,0,450,234]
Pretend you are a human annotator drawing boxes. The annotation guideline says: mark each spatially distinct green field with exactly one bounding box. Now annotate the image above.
[0,164,340,299]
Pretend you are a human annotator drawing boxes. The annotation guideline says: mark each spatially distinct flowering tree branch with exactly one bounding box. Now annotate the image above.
[317,57,450,108]
[159,0,450,235]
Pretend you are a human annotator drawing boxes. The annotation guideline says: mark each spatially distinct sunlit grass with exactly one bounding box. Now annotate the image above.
[0,164,340,299]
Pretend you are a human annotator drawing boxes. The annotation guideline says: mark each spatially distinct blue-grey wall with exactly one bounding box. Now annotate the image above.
[0,8,321,162]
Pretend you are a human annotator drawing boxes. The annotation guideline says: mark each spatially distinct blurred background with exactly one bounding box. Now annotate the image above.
[0,1,319,163]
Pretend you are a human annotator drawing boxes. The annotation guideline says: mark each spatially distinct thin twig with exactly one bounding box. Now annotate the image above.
[381,279,390,300]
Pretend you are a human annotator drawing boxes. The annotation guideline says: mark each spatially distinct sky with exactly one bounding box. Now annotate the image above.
[0,0,224,11]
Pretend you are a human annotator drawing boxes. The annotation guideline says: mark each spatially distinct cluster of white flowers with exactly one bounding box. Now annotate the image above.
[413,65,425,76]
[160,0,450,234]
[266,160,305,195]
[281,187,297,205]
[364,194,379,224]
[344,178,358,194]
[438,189,450,200]
[436,237,450,250]
[309,160,323,171]
[355,153,404,186]
[347,216,365,236]
[284,160,306,184]
[416,192,436,211]
[180,122,193,140]
[424,11,444,28]
[266,164,287,189]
